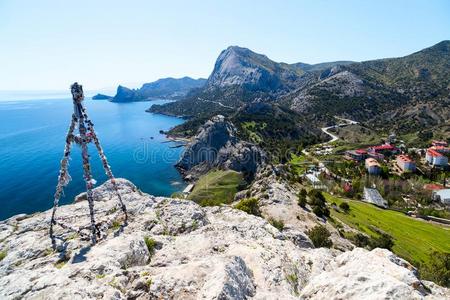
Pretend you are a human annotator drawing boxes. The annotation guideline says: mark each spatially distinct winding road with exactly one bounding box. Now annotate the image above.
[197,97,234,109]
[320,117,359,145]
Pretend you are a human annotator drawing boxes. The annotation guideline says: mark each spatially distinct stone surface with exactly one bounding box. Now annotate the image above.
[176,115,266,180]
[0,179,448,299]
[206,46,303,92]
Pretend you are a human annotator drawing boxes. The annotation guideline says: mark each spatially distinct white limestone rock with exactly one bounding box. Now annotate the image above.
[0,179,448,299]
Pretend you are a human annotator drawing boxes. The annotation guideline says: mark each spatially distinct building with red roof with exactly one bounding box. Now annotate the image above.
[432,140,448,147]
[345,149,367,161]
[367,144,399,156]
[426,149,448,166]
[396,154,416,172]
[431,146,450,153]
[424,183,444,191]
[365,158,381,175]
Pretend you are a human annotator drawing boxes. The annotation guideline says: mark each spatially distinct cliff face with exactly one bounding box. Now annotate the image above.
[0,179,448,299]
[176,115,266,180]
[206,46,304,92]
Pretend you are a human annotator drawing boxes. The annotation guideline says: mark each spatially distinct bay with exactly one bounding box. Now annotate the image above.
[0,98,186,220]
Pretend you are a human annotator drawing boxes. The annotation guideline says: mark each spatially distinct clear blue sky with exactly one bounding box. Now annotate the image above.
[0,0,449,91]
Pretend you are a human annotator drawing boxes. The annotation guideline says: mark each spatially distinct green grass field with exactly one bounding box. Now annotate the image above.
[324,193,450,264]
[289,154,310,175]
[188,170,245,206]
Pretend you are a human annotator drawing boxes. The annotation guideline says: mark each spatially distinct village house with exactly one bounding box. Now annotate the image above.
[432,189,450,205]
[430,145,450,153]
[367,144,399,157]
[363,187,388,208]
[345,149,367,161]
[396,154,416,172]
[432,140,448,147]
[365,158,381,175]
[426,149,448,167]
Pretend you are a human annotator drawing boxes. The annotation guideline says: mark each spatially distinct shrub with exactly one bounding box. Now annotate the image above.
[420,251,450,287]
[308,189,326,206]
[369,233,394,250]
[339,202,350,213]
[234,198,260,216]
[299,188,307,197]
[307,225,332,248]
[269,218,285,231]
[298,194,307,208]
[308,189,329,218]
[351,233,370,247]
[144,237,157,256]
[312,205,330,218]
[0,250,7,262]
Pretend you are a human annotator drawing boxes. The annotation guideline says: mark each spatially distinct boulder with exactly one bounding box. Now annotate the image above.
[0,179,448,299]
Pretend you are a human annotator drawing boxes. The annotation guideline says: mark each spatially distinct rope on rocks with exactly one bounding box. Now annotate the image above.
[49,82,127,249]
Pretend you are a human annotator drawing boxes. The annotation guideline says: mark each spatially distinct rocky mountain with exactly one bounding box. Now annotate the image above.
[176,115,266,180]
[206,46,304,92]
[1,179,448,299]
[148,47,352,118]
[284,40,450,129]
[92,93,113,100]
[150,41,450,136]
[111,77,206,102]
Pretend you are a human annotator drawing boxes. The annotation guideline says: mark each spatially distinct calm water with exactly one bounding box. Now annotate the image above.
[0,98,186,220]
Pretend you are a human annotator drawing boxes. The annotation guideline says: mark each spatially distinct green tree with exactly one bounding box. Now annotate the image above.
[369,233,394,250]
[308,189,330,218]
[307,225,333,248]
[298,193,307,208]
[234,198,261,216]
[339,202,350,213]
[420,251,450,288]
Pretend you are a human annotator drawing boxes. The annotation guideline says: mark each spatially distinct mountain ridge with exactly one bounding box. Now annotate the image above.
[150,40,450,138]
[111,77,207,102]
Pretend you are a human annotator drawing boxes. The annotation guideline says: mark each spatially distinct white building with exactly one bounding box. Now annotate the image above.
[182,184,195,197]
[426,149,448,167]
[365,158,381,175]
[432,189,450,205]
[396,155,416,172]
[363,187,388,208]
[305,173,325,189]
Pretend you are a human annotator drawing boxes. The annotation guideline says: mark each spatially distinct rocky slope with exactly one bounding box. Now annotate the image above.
[150,41,450,135]
[284,40,450,128]
[148,47,350,118]
[1,179,448,299]
[111,77,206,102]
[176,115,266,180]
[206,46,304,92]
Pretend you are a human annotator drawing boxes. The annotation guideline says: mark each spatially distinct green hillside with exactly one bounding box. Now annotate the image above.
[325,193,450,264]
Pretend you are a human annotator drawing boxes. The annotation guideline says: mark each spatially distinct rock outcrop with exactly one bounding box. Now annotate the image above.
[112,77,207,102]
[92,93,113,100]
[176,115,266,180]
[0,179,448,299]
[206,46,304,92]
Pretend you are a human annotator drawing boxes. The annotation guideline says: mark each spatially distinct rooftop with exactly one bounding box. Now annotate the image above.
[427,149,444,157]
[424,183,445,191]
[434,189,450,199]
[365,158,380,167]
[363,187,388,208]
[432,140,448,146]
[369,144,397,151]
[396,154,413,163]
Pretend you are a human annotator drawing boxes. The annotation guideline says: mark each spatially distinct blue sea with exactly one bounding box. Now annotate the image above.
[0,98,187,220]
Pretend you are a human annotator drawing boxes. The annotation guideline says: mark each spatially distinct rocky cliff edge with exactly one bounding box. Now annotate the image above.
[176,115,266,180]
[0,179,448,299]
